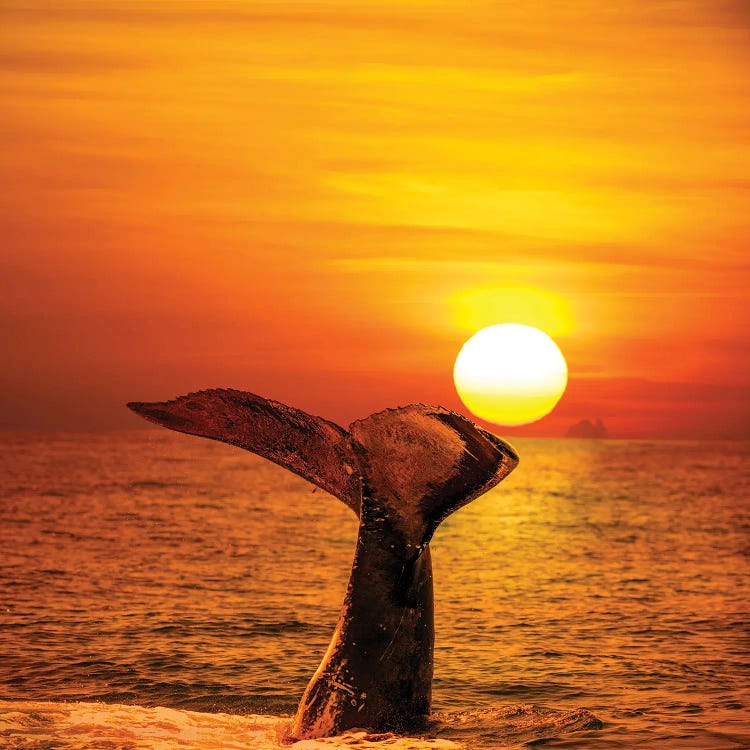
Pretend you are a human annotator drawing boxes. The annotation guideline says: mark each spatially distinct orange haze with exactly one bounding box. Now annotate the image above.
[1,1,749,438]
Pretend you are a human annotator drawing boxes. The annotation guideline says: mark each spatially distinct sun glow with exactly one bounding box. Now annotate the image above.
[449,285,575,338]
[453,324,568,426]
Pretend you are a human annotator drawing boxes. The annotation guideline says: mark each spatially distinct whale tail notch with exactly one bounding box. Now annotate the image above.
[349,404,518,547]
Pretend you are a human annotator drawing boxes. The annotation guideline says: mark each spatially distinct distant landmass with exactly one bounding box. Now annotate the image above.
[566,418,609,439]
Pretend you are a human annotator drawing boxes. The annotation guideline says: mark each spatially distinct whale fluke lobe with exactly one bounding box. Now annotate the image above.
[350,405,519,547]
[127,389,359,512]
[126,390,519,739]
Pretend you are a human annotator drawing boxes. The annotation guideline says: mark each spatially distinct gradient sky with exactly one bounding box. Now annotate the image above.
[1,1,749,437]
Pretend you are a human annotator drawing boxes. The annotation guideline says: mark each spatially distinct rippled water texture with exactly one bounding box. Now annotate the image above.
[1,432,748,748]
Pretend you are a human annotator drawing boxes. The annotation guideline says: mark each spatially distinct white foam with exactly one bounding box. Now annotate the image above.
[0,700,462,750]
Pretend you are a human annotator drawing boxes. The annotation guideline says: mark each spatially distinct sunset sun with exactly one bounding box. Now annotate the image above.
[453,324,568,426]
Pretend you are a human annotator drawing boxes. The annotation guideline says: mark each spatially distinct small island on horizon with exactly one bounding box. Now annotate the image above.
[566,418,609,439]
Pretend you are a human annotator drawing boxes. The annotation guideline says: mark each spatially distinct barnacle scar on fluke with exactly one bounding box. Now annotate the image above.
[126,388,519,739]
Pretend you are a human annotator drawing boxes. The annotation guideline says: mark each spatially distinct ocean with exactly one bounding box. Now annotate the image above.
[1,431,748,748]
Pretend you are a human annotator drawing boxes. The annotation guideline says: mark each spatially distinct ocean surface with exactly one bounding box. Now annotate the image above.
[0,431,748,748]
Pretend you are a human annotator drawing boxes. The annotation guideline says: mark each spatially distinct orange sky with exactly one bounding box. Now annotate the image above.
[1,1,749,438]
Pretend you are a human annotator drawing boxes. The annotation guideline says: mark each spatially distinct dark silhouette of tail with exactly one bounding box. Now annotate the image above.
[127,389,519,739]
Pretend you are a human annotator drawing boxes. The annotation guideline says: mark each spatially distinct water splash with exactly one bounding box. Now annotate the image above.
[0,700,601,749]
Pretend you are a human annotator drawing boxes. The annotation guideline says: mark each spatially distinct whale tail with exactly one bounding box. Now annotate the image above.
[127,390,518,739]
[349,404,518,548]
[126,392,518,543]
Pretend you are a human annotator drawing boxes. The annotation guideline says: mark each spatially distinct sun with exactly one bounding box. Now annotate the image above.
[453,324,568,426]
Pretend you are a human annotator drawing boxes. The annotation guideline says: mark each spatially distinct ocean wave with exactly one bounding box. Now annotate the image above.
[2,436,748,748]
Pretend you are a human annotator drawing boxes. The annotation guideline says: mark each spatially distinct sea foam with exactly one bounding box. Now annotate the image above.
[0,700,601,749]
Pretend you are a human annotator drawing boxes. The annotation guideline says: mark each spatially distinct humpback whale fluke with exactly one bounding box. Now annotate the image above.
[127,389,360,513]
[126,389,519,739]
